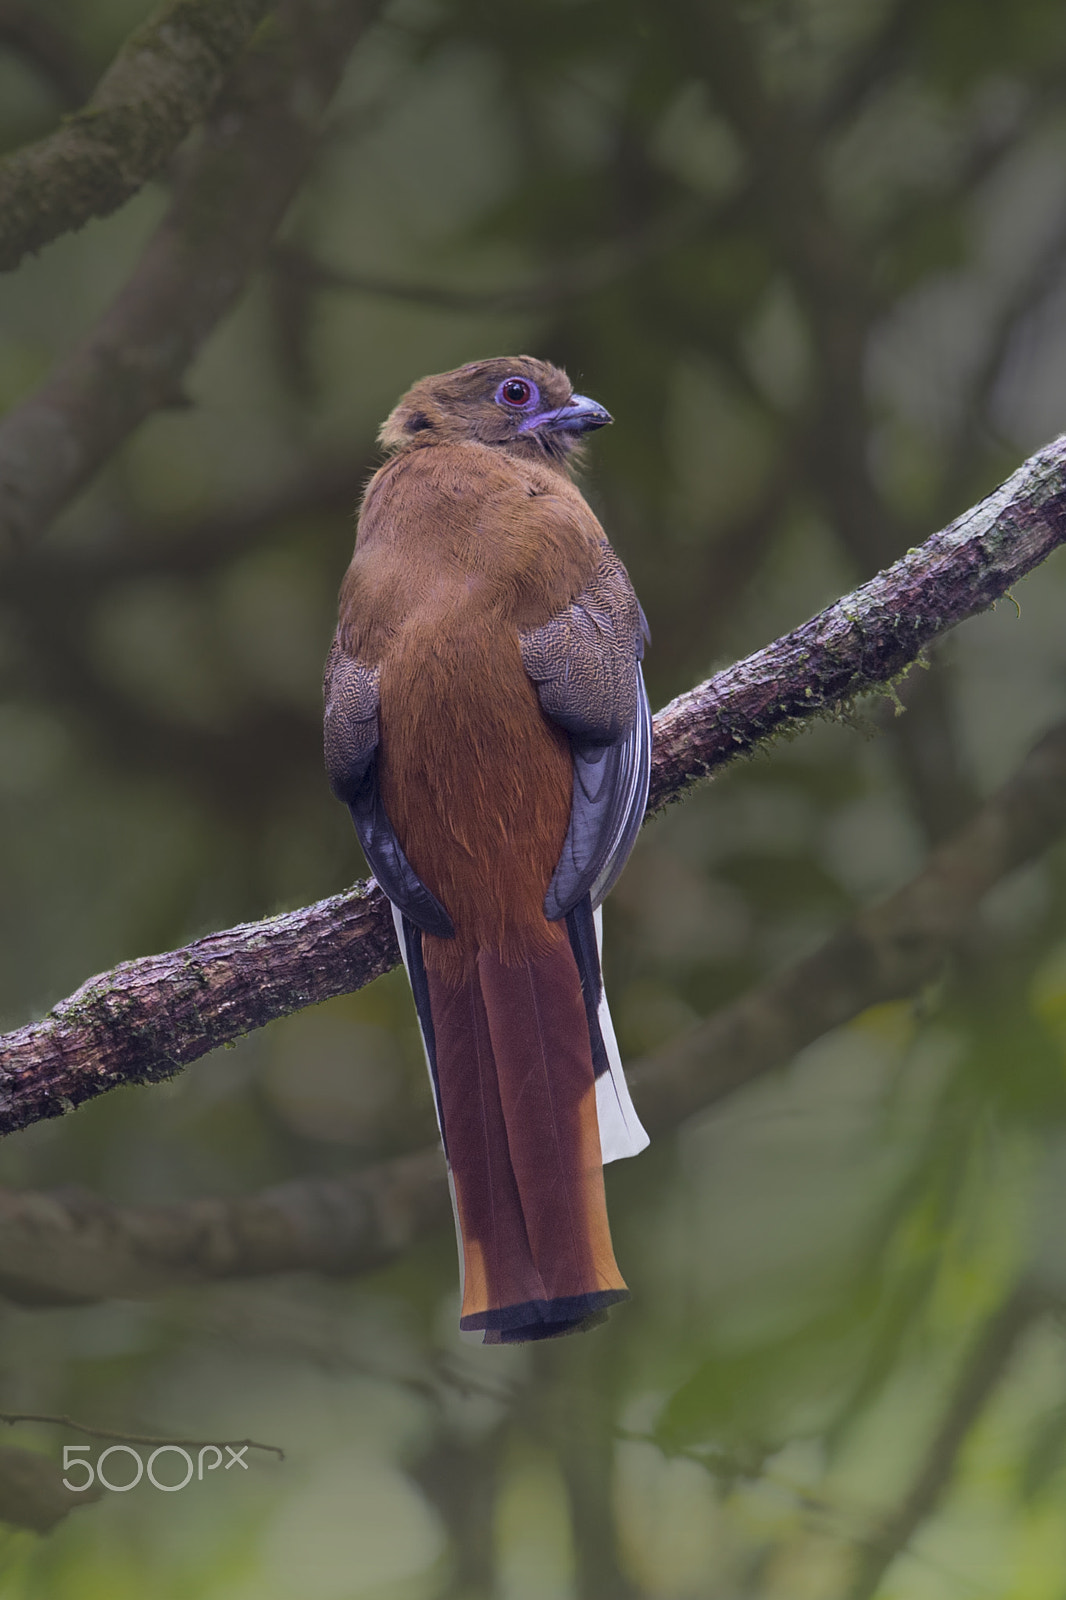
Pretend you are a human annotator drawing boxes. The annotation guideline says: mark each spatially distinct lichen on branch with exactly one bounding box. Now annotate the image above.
[0,0,272,273]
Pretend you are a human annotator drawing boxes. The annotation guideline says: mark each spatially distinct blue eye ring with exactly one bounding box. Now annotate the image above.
[495,377,539,409]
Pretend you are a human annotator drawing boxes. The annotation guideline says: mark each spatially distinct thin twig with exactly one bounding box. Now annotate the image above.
[0,1411,284,1460]
[267,201,703,315]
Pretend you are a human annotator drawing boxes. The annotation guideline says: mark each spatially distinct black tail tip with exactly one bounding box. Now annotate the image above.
[464,1289,629,1345]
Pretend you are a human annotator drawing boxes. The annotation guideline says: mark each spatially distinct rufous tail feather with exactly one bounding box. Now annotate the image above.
[425,929,628,1343]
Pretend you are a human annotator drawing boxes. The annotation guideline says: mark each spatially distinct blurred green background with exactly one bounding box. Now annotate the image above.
[4,0,1066,1595]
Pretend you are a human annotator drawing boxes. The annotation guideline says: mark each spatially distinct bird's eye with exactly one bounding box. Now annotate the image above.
[496,377,537,409]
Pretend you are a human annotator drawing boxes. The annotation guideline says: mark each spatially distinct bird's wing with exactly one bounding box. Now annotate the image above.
[323,637,380,804]
[323,637,455,938]
[519,544,651,919]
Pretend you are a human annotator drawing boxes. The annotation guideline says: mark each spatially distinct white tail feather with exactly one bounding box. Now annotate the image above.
[592,905,650,1164]
[391,898,648,1166]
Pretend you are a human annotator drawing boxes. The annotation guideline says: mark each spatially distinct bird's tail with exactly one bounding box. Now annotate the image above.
[394,902,644,1343]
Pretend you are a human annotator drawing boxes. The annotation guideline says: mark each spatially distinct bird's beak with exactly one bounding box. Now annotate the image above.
[547,393,613,435]
[518,393,613,438]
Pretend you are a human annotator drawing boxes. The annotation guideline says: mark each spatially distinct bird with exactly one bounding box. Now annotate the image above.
[324,356,650,1344]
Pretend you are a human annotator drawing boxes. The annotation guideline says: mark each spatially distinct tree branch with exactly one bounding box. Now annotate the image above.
[2,434,1066,1130]
[0,0,385,554]
[0,877,401,1135]
[0,1150,448,1306]
[0,0,271,272]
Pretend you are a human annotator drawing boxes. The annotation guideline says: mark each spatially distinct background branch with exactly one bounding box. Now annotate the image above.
[0,0,384,554]
[0,1150,448,1306]
[265,201,705,315]
[0,0,271,272]
[0,2,93,109]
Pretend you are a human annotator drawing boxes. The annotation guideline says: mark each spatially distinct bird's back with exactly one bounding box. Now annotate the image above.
[337,442,603,976]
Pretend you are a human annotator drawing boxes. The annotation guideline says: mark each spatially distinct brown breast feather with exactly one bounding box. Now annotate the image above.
[337,442,603,977]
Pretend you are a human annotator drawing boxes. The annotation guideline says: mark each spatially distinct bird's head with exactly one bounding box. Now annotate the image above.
[377,356,612,467]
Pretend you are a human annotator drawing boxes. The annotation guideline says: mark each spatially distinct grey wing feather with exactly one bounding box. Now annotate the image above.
[546,668,651,917]
[323,638,455,939]
[520,547,651,921]
[323,638,380,803]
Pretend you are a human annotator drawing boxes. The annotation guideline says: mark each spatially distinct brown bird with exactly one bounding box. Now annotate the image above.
[324,356,650,1343]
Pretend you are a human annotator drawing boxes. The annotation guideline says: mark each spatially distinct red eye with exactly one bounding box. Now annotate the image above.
[499,377,534,408]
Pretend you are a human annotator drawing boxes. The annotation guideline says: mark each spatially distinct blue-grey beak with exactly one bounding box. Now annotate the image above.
[547,393,613,434]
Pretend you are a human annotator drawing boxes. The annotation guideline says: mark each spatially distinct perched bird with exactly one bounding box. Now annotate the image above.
[324,356,650,1343]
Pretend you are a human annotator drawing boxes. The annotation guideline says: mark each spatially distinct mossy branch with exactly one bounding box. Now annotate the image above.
[0,0,272,273]
[0,0,385,553]
[2,434,1066,1138]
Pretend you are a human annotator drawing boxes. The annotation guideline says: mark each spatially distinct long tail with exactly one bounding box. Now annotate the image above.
[394,899,645,1343]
